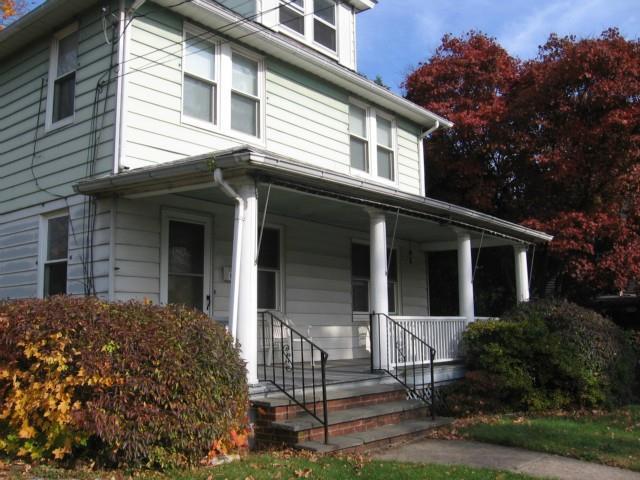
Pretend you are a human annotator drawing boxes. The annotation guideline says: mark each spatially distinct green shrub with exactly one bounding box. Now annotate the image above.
[459,300,638,412]
[0,297,248,468]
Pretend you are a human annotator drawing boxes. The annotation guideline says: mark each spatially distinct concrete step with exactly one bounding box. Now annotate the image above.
[295,417,453,453]
[255,398,431,445]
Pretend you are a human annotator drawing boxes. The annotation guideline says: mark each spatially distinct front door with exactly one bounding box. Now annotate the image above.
[161,211,212,314]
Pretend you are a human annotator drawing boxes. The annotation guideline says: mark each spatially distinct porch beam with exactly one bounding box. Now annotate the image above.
[514,245,530,303]
[455,229,475,323]
[368,208,389,369]
[422,236,514,252]
[234,179,259,385]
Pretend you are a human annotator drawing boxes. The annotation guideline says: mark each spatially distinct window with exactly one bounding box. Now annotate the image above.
[47,24,78,128]
[313,0,337,51]
[351,243,398,313]
[376,115,394,181]
[258,228,281,310]
[231,52,260,137]
[280,0,305,35]
[181,25,264,140]
[349,103,397,183]
[183,32,217,124]
[349,104,369,172]
[40,214,69,297]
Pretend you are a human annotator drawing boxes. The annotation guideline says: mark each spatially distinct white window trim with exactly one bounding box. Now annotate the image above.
[348,99,399,187]
[160,208,214,315]
[37,210,70,298]
[311,0,338,52]
[180,24,222,132]
[180,23,266,146]
[257,223,285,313]
[226,45,266,143]
[45,22,79,131]
[276,0,340,59]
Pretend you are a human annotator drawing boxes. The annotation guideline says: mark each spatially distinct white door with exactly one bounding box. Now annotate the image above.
[160,210,213,314]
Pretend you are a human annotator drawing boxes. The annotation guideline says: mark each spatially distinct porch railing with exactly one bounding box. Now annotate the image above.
[258,311,329,444]
[370,313,436,419]
[391,316,467,363]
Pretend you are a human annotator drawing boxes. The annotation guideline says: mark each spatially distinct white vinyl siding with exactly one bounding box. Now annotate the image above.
[0,196,111,300]
[0,11,117,215]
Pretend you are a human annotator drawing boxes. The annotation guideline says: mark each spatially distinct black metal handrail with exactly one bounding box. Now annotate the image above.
[258,311,329,444]
[370,312,437,419]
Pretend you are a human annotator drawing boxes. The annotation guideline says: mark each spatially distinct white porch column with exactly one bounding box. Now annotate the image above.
[514,245,530,303]
[456,229,475,323]
[368,209,389,369]
[235,181,259,385]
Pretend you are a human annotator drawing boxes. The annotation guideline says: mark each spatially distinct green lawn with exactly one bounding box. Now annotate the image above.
[4,453,540,480]
[454,405,640,471]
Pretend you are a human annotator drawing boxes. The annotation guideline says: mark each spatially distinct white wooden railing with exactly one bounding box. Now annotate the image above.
[391,316,469,363]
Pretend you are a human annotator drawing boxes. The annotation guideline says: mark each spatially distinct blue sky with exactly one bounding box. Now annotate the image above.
[357,0,640,93]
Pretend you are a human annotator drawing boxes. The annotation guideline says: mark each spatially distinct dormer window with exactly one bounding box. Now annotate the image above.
[280,0,305,35]
[313,0,337,50]
[46,23,78,130]
[278,0,338,53]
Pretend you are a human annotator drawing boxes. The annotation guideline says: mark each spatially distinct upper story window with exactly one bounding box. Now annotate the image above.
[181,24,264,140]
[231,52,260,137]
[183,33,217,124]
[279,0,338,53]
[46,24,78,130]
[280,0,305,35]
[313,0,337,50]
[349,102,398,183]
[39,213,69,297]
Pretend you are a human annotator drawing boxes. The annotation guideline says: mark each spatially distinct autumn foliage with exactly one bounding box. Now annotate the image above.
[0,297,249,468]
[1,0,27,29]
[405,30,640,301]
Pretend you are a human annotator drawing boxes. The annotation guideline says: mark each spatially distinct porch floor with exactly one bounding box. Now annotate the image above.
[252,358,465,398]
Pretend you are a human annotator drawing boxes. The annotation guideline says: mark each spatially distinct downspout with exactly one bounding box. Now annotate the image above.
[213,168,244,340]
[419,120,439,196]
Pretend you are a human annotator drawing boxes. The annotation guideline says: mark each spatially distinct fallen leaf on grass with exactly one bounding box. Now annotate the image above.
[294,468,312,478]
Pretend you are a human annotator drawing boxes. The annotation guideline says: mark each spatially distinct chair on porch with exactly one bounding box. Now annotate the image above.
[260,312,306,367]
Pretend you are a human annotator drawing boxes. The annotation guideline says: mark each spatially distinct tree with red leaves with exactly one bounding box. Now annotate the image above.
[405,30,640,302]
[1,0,28,29]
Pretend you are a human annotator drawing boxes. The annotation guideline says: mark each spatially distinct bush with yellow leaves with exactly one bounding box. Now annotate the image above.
[0,297,248,468]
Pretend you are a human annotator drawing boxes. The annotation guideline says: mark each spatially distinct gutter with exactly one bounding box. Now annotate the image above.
[213,168,244,339]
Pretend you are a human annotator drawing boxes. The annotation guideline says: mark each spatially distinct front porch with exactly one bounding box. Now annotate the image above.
[75,146,551,450]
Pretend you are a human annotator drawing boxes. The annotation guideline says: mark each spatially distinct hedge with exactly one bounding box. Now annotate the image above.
[453,300,638,412]
[0,297,248,468]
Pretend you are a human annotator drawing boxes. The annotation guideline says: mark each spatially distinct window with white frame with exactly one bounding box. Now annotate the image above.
[47,24,78,128]
[313,0,337,50]
[349,104,369,172]
[258,227,281,310]
[279,0,305,35]
[376,115,395,181]
[231,52,260,137]
[349,103,397,183]
[40,214,69,297]
[182,31,217,124]
[278,0,338,53]
[181,24,264,140]
[351,243,398,314]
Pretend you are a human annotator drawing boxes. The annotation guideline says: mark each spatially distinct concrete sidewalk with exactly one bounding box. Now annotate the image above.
[373,439,640,480]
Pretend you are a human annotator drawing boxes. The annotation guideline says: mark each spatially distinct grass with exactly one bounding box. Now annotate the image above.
[452,405,640,472]
[2,452,541,480]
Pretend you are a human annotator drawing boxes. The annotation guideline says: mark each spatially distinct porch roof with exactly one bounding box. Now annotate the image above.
[74,146,553,245]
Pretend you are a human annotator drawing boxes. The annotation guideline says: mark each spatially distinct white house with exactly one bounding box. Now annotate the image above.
[0,0,551,450]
